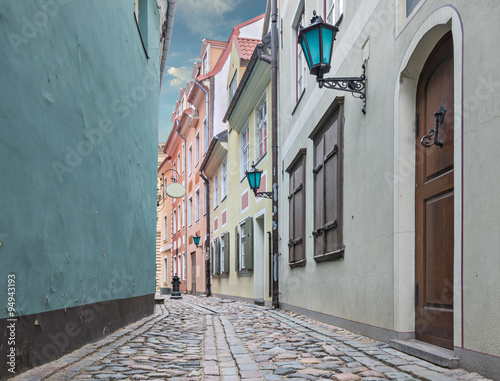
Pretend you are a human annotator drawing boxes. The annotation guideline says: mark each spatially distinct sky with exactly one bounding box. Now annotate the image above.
[158,0,268,142]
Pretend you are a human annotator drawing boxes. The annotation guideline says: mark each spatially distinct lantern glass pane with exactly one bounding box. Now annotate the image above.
[322,28,334,65]
[304,28,320,66]
[193,236,200,245]
[300,39,312,70]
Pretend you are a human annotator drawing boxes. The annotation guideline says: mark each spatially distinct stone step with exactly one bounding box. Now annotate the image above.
[390,339,459,369]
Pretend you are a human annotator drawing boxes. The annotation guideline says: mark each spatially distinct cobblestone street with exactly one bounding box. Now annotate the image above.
[13,296,492,381]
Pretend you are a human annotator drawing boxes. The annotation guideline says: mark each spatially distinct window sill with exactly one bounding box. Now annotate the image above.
[314,247,344,263]
[291,89,306,116]
[254,152,268,166]
[289,259,306,268]
[237,269,252,277]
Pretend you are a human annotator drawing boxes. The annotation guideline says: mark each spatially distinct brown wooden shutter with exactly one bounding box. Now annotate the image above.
[223,232,230,274]
[293,160,305,261]
[234,226,239,272]
[288,170,295,262]
[323,119,341,253]
[245,216,253,270]
[313,135,325,257]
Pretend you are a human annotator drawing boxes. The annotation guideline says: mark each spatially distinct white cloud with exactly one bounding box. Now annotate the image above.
[166,66,192,88]
[177,0,243,37]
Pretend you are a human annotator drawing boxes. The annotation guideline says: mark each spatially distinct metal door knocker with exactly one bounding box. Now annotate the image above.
[421,104,447,148]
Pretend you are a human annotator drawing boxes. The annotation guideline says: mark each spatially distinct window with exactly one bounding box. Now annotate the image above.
[234,217,253,272]
[406,0,420,17]
[203,52,209,74]
[221,158,228,200]
[195,189,200,222]
[183,252,186,281]
[163,215,168,242]
[177,205,181,231]
[182,143,185,174]
[311,102,344,261]
[214,171,219,208]
[203,183,208,215]
[203,118,209,154]
[173,210,177,234]
[212,233,229,275]
[163,258,168,283]
[177,153,181,174]
[188,145,193,176]
[229,72,237,101]
[240,122,250,179]
[295,8,306,101]
[182,199,185,227]
[134,0,149,55]
[255,94,268,160]
[324,0,344,25]
[220,235,225,273]
[195,133,200,166]
[286,149,306,265]
[188,197,193,227]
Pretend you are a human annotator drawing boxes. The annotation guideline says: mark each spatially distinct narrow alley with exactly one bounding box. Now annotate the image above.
[12,296,491,381]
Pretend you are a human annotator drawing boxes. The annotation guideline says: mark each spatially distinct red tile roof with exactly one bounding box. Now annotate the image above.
[235,38,261,60]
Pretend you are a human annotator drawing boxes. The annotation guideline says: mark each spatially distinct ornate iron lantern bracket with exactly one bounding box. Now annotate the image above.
[317,63,367,113]
[421,104,447,148]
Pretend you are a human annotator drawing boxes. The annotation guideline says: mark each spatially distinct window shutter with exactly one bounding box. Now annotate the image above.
[245,216,253,270]
[323,120,341,253]
[293,161,305,261]
[215,238,220,274]
[223,232,230,274]
[288,171,295,262]
[234,226,239,272]
[211,243,215,275]
[313,135,325,257]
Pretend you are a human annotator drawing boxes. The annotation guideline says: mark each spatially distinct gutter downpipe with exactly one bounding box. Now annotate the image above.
[199,171,211,296]
[160,0,176,89]
[176,130,187,293]
[270,0,279,309]
[195,80,211,296]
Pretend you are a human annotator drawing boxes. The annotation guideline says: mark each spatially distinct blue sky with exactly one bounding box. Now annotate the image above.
[159,0,268,142]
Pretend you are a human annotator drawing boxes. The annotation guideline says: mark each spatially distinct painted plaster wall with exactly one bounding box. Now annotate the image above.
[239,18,264,39]
[0,0,161,318]
[213,58,230,136]
[279,0,500,367]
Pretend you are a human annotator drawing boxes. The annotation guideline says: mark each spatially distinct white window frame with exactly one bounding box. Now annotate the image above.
[240,122,250,180]
[173,210,177,233]
[182,252,186,281]
[188,144,193,176]
[163,258,168,283]
[195,132,200,166]
[239,222,246,270]
[229,72,237,101]
[182,198,185,227]
[188,196,193,227]
[182,143,185,174]
[220,236,225,274]
[214,171,219,209]
[177,205,181,231]
[177,153,181,174]
[255,93,268,161]
[163,214,168,241]
[325,0,344,25]
[295,8,306,102]
[221,158,228,200]
[203,182,208,215]
[203,118,209,154]
[195,189,200,222]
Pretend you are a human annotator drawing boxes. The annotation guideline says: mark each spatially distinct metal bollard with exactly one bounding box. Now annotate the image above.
[171,274,182,299]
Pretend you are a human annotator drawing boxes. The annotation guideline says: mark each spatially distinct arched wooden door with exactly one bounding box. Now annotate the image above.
[415,32,454,349]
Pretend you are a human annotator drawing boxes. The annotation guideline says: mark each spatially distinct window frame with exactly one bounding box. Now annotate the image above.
[188,196,193,227]
[163,214,168,242]
[239,222,246,271]
[195,132,200,167]
[229,72,237,101]
[221,158,228,200]
[214,171,219,209]
[309,99,344,262]
[324,0,344,26]
[195,189,200,222]
[188,144,193,176]
[255,92,268,161]
[294,7,306,103]
[240,122,250,180]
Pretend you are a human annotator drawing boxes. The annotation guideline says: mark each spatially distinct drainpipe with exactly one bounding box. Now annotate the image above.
[200,171,211,296]
[195,79,210,296]
[176,130,187,293]
[160,0,176,89]
[270,0,279,309]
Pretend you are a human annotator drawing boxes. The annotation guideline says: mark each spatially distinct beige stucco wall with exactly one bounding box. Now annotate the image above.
[278,0,500,369]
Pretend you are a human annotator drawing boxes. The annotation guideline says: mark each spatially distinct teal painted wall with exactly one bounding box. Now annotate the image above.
[0,0,162,318]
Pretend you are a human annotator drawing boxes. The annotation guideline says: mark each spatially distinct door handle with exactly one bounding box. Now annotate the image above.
[421,104,446,148]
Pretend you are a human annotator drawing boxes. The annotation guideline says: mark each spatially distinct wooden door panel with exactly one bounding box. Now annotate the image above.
[415,32,454,349]
[424,192,454,307]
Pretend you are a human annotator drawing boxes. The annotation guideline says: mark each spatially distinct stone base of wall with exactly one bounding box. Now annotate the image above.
[0,294,154,379]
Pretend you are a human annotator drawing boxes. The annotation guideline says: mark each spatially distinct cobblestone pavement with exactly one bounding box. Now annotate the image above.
[12,295,492,381]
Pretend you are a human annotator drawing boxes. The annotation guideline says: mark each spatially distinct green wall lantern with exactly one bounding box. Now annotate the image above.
[193,233,201,248]
[245,163,272,199]
[298,11,367,113]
